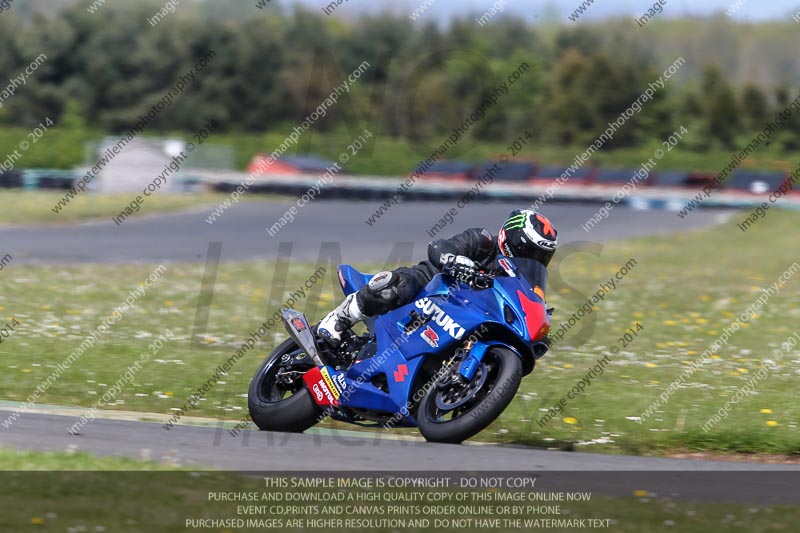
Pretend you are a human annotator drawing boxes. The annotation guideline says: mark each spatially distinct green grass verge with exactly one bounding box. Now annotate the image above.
[0,191,261,225]
[0,449,187,471]
[0,211,798,455]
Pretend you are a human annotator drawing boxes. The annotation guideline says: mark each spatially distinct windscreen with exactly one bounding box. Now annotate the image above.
[506,257,548,295]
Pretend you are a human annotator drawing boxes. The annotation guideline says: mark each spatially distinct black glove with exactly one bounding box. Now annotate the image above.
[441,254,492,289]
[471,271,494,289]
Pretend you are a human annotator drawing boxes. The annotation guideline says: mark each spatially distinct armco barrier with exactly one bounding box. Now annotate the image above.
[0,169,76,190]
[200,170,800,211]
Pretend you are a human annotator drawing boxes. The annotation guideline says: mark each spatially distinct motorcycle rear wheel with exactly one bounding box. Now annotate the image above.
[417,347,521,444]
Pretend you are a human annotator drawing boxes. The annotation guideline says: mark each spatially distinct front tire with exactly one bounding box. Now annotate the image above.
[418,347,521,444]
[248,338,323,433]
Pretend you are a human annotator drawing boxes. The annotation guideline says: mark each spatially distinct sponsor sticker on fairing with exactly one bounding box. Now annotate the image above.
[312,383,324,402]
[333,372,347,392]
[498,258,516,277]
[421,325,439,347]
[320,367,341,399]
[302,367,338,406]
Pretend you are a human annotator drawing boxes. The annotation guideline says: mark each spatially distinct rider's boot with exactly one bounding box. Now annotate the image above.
[318,293,364,349]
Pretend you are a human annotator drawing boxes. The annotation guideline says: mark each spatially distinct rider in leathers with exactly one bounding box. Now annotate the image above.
[318,209,558,347]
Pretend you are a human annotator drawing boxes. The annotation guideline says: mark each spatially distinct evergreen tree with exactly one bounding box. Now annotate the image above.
[700,66,740,148]
[740,83,769,132]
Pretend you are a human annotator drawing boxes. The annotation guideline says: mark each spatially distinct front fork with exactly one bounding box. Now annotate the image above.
[457,340,491,382]
[436,337,503,386]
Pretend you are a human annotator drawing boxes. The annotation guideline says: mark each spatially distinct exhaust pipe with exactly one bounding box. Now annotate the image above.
[281,309,325,367]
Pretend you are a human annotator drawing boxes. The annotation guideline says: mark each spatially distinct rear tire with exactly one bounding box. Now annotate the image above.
[248,338,323,433]
[418,347,521,444]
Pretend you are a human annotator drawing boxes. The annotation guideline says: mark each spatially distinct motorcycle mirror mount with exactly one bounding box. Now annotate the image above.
[281,309,325,367]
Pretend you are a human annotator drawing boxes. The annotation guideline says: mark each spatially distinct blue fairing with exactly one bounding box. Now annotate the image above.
[330,259,548,426]
[338,264,372,296]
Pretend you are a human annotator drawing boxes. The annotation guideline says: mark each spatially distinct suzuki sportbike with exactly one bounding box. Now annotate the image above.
[248,256,551,443]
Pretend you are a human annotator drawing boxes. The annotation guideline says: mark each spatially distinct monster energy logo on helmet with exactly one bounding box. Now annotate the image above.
[504,213,528,229]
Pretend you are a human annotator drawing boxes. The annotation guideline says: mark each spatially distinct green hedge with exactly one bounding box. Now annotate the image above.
[0,127,794,177]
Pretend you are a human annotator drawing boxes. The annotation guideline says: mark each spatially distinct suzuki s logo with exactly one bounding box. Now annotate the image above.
[312,383,324,401]
[414,298,465,340]
[291,317,307,332]
[421,326,439,347]
[393,364,409,383]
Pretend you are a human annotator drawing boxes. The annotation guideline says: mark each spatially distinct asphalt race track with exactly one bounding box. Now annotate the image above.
[2,409,799,504]
[2,199,730,264]
[3,410,791,472]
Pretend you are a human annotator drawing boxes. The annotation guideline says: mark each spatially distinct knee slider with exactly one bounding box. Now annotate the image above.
[357,271,400,316]
[367,271,395,294]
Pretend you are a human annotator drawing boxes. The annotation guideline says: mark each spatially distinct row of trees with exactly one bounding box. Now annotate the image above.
[0,0,798,152]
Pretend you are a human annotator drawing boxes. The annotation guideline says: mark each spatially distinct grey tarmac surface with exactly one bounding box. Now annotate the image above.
[1,410,799,504]
[2,199,730,264]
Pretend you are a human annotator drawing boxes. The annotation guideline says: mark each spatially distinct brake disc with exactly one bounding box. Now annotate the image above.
[435,363,488,411]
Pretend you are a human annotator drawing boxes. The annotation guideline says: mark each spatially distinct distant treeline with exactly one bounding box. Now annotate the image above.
[1,0,799,153]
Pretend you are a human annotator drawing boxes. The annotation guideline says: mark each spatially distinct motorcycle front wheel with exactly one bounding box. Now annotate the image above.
[417,347,521,444]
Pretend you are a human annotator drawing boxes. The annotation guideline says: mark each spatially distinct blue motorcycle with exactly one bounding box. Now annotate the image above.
[248,256,551,444]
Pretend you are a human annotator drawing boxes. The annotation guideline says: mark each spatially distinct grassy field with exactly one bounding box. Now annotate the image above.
[0,191,261,225]
[0,464,797,532]
[0,210,798,455]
